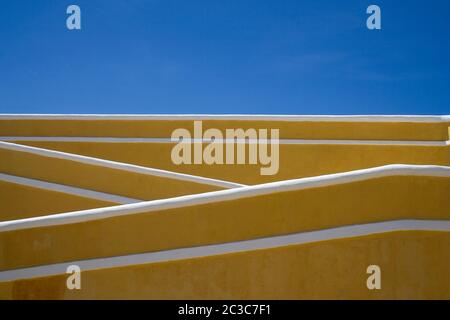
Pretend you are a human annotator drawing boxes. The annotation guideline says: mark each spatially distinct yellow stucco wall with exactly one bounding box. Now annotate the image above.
[1,231,449,299]
[0,119,449,140]
[1,175,448,271]
[0,180,116,221]
[0,147,224,201]
[11,141,450,184]
[0,116,448,300]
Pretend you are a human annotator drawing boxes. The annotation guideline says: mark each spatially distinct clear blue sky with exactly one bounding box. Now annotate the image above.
[0,0,449,115]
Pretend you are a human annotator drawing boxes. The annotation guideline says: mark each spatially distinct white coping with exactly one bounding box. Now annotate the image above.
[0,114,449,122]
[0,141,245,189]
[0,173,139,205]
[0,219,449,282]
[1,136,449,146]
[0,164,449,233]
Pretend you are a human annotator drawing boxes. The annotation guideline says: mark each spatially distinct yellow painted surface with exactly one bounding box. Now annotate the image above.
[1,175,448,271]
[1,231,449,299]
[0,282,13,300]
[0,119,449,140]
[14,141,450,184]
[0,180,116,221]
[0,147,223,201]
[0,117,449,299]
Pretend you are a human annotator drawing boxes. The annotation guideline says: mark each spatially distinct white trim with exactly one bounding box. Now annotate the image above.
[0,114,449,122]
[0,173,139,205]
[0,164,449,233]
[0,219,448,282]
[0,141,245,189]
[1,136,449,146]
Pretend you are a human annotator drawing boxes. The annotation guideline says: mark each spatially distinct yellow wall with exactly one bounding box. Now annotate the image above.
[13,141,450,184]
[1,231,449,299]
[0,147,223,201]
[0,119,449,140]
[0,117,448,299]
[1,175,448,271]
[0,180,116,221]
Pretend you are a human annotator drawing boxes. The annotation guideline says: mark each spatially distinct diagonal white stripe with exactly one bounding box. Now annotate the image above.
[0,164,449,232]
[0,141,246,188]
[0,173,140,204]
[0,219,448,282]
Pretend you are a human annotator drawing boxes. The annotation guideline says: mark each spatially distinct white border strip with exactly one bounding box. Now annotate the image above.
[0,114,449,122]
[0,219,448,282]
[1,136,448,146]
[1,164,449,233]
[0,141,245,189]
[0,173,139,205]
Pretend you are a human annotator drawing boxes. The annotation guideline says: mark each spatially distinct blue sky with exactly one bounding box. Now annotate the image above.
[0,0,449,115]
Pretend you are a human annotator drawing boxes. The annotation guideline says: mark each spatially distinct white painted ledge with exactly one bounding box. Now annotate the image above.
[1,136,448,146]
[0,219,448,282]
[0,141,245,189]
[0,164,449,233]
[0,173,139,204]
[0,114,449,122]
